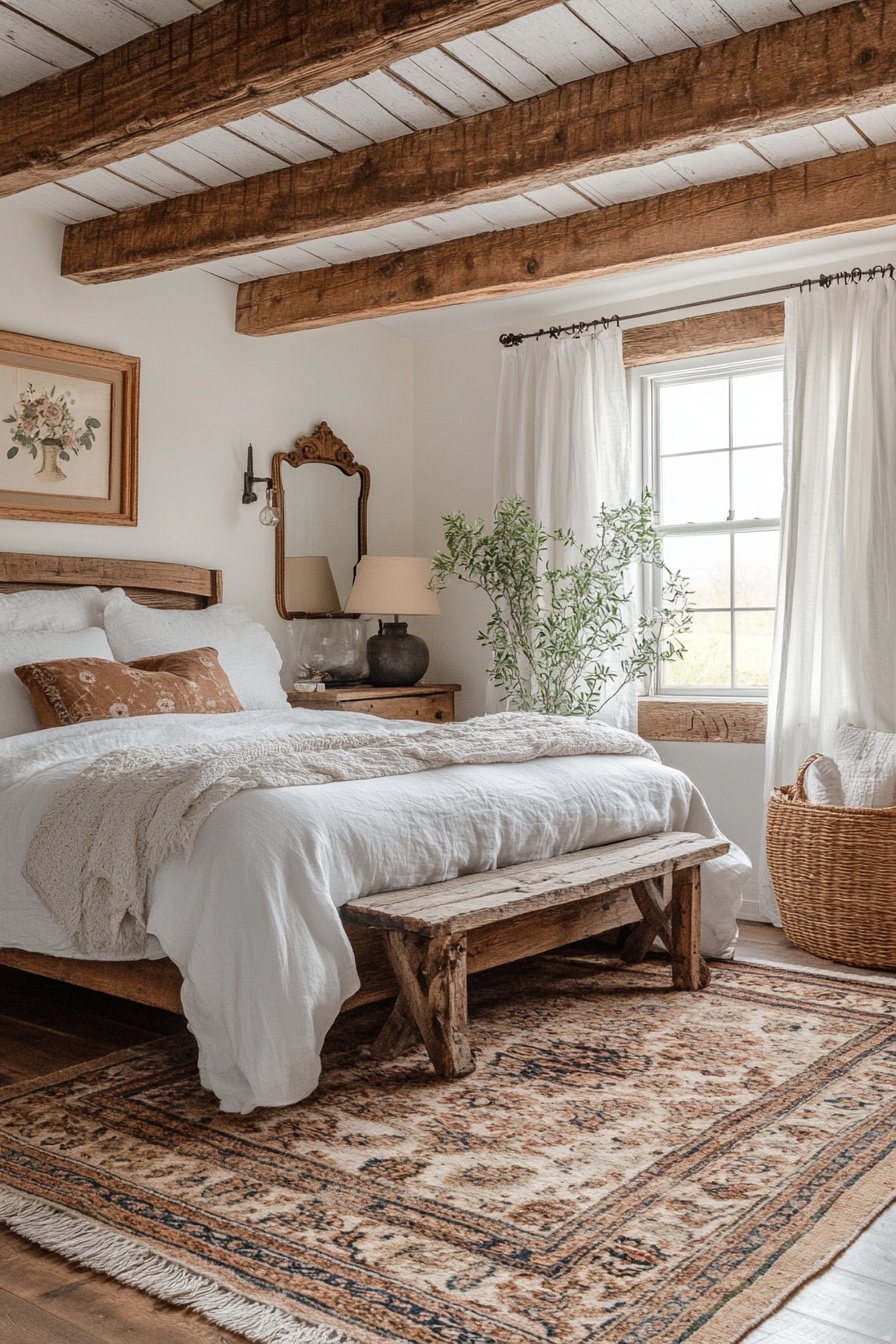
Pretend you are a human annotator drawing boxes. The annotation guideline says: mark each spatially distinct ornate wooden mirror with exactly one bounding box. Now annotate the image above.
[273,422,370,620]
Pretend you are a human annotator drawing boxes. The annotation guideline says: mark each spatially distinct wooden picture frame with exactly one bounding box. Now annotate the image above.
[0,329,139,526]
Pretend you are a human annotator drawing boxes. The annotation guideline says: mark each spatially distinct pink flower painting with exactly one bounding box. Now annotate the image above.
[4,383,100,463]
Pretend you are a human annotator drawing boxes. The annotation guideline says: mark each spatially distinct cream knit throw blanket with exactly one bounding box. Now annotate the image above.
[23,712,659,956]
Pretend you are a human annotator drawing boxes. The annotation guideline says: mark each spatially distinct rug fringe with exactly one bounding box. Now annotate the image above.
[0,1183,355,1344]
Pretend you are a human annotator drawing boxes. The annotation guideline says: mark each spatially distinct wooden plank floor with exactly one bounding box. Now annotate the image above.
[0,926,894,1343]
[734,918,896,984]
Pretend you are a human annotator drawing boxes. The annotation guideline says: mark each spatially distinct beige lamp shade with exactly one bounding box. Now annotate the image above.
[284,555,341,613]
[345,555,441,616]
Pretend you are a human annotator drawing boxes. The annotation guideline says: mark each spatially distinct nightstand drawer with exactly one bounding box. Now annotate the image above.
[342,691,455,723]
[288,684,460,723]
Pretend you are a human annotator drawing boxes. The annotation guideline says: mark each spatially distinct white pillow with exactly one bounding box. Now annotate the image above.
[0,627,116,738]
[834,724,896,808]
[803,755,845,807]
[102,594,288,711]
[0,585,115,632]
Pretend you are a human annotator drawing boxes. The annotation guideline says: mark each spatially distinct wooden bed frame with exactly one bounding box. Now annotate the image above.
[0,550,641,1018]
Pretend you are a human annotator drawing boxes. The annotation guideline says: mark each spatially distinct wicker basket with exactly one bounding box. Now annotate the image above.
[766,754,896,969]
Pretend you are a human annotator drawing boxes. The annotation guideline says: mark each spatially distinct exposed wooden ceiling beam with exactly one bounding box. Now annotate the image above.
[233,143,896,334]
[63,0,896,284]
[0,0,561,197]
[621,304,785,368]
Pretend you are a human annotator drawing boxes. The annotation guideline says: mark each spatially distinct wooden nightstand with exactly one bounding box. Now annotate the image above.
[288,684,461,724]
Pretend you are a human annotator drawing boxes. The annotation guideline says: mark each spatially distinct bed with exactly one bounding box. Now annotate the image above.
[0,550,749,1112]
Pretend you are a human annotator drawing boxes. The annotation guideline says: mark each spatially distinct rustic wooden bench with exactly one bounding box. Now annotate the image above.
[341,830,729,1079]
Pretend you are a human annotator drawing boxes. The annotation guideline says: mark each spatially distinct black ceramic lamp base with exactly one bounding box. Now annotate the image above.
[367,621,430,687]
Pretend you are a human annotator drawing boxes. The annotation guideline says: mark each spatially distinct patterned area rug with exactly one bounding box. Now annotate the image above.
[1,955,895,1344]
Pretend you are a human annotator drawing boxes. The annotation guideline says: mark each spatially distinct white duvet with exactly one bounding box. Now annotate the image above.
[0,709,749,1112]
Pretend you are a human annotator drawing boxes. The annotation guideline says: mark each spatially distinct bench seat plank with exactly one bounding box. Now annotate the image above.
[342,832,728,934]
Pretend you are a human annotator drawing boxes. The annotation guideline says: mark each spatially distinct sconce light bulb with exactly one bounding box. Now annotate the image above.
[259,487,280,527]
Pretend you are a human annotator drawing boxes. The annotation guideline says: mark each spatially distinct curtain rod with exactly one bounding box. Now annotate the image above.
[497,264,896,347]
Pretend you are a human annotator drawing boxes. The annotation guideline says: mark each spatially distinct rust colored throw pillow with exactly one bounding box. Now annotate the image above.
[14,647,244,728]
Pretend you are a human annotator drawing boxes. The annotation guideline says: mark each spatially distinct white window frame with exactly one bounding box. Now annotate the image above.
[632,344,784,699]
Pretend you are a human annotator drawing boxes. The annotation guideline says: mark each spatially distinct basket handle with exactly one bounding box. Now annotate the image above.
[794,753,824,803]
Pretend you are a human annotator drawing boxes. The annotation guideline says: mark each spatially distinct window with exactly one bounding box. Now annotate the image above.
[641,353,784,694]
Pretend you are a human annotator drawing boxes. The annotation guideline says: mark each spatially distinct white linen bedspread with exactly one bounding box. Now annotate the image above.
[0,709,750,1113]
[24,713,660,958]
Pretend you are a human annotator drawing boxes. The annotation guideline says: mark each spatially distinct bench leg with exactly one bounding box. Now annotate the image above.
[380,929,475,1079]
[623,868,711,990]
[670,865,711,990]
[370,994,421,1061]
[623,870,671,967]
[621,875,672,964]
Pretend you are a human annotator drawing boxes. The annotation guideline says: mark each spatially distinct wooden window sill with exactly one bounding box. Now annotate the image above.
[638,697,767,744]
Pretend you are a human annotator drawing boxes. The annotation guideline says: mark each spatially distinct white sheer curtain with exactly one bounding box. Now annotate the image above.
[761,278,896,921]
[493,327,635,728]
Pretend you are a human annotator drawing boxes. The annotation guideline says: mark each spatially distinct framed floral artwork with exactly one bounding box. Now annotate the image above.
[0,330,139,525]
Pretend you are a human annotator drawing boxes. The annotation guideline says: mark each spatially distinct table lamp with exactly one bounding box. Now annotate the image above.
[344,555,440,686]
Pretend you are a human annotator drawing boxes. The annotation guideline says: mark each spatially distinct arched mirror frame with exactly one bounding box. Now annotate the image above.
[273,421,371,620]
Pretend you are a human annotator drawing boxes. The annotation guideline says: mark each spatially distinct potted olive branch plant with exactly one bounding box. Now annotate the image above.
[430,494,693,717]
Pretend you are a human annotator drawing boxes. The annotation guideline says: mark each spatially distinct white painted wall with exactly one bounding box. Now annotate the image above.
[412,326,502,721]
[649,742,766,919]
[0,197,415,665]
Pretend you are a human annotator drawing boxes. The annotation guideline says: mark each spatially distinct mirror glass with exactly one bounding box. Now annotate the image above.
[281,462,362,610]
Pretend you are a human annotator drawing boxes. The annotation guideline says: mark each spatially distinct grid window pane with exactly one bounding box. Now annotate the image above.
[732,369,783,446]
[659,379,729,455]
[652,361,782,691]
[664,611,731,688]
[663,533,730,608]
[735,609,775,688]
[732,443,783,519]
[661,451,729,525]
[734,531,778,607]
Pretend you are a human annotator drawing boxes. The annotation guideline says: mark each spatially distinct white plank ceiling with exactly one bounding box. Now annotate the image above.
[4,0,882,287]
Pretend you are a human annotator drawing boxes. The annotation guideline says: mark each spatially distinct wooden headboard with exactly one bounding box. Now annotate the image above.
[0,552,222,609]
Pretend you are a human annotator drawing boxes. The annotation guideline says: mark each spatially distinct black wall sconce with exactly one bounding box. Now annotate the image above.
[242,444,280,526]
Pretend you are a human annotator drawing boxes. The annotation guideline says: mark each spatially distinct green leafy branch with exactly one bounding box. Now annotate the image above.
[430,494,694,716]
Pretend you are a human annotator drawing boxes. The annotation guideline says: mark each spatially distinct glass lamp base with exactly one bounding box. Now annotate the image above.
[287,617,370,685]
